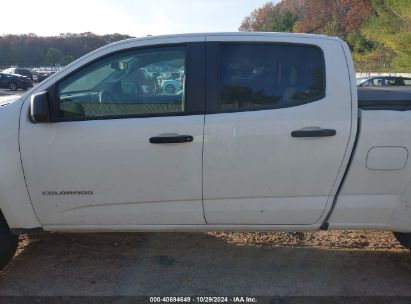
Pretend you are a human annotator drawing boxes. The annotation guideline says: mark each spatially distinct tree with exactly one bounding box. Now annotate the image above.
[62,55,75,66]
[239,2,278,32]
[362,0,411,71]
[342,0,374,32]
[46,48,63,65]
[271,10,298,32]
[346,30,374,54]
[0,32,133,68]
[239,2,298,33]
[239,0,411,72]
[292,0,347,36]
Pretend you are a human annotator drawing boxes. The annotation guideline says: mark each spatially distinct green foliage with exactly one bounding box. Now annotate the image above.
[62,55,75,66]
[322,11,344,36]
[46,48,63,65]
[239,3,298,32]
[360,0,411,71]
[240,0,411,72]
[0,33,133,67]
[346,30,374,54]
[271,10,298,32]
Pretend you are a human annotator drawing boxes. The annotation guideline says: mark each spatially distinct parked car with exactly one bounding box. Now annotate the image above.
[357,76,411,87]
[34,71,55,83]
[2,67,34,81]
[160,78,182,93]
[0,32,410,270]
[0,73,33,91]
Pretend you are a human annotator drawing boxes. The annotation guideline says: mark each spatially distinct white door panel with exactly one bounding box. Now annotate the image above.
[203,37,353,225]
[204,101,351,224]
[204,101,350,198]
[20,41,206,227]
[20,116,205,225]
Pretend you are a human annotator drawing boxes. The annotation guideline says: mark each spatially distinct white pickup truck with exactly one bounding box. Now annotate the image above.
[1,33,410,269]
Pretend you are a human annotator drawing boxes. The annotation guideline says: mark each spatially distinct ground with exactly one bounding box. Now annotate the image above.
[0,231,409,296]
[0,88,25,97]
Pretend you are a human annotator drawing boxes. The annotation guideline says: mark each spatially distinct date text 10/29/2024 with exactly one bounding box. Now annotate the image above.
[150,297,258,303]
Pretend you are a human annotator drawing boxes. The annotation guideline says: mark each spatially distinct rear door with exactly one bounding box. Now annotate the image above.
[203,35,354,225]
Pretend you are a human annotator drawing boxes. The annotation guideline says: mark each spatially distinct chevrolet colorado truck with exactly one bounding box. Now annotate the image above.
[1,33,410,269]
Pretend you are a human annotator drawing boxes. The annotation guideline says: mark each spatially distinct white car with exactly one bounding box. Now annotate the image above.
[161,79,182,94]
[0,32,410,269]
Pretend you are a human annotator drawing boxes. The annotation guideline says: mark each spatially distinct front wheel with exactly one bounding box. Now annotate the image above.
[393,232,411,249]
[0,229,18,270]
[0,211,18,270]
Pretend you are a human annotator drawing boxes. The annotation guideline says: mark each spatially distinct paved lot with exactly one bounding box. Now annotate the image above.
[0,88,25,97]
[0,231,409,296]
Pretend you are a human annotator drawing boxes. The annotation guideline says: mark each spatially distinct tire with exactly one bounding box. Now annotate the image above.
[0,213,18,270]
[165,84,176,94]
[8,82,17,91]
[393,232,411,249]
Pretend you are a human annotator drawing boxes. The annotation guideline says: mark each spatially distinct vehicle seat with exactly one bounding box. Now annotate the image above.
[281,64,298,102]
[131,69,156,95]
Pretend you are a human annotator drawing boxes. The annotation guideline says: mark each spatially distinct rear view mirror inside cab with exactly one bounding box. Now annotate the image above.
[111,61,128,70]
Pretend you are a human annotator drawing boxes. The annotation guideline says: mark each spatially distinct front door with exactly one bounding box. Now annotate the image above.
[20,42,206,227]
[203,38,354,225]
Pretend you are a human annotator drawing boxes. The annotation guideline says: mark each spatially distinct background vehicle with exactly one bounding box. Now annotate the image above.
[32,71,55,83]
[357,76,411,87]
[160,78,182,93]
[0,72,33,91]
[2,67,34,81]
[0,33,410,270]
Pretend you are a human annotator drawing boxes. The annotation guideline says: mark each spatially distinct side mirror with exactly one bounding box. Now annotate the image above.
[30,91,51,123]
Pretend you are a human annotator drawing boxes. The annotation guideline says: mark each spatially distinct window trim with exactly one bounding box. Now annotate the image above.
[47,42,205,123]
[206,41,326,114]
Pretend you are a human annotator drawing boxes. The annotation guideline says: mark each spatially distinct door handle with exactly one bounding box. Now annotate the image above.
[149,135,194,144]
[291,128,336,138]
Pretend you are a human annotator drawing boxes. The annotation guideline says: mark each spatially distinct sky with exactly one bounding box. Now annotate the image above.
[1,0,274,37]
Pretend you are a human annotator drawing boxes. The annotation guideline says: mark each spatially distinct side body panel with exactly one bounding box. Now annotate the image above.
[0,97,40,228]
[329,109,411,232]
[329,40,411,233]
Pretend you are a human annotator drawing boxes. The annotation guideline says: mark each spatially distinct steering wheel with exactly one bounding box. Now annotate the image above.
[99,90,116,103]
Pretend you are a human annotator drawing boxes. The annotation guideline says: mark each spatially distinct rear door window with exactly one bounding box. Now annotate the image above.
[218,43,325,112]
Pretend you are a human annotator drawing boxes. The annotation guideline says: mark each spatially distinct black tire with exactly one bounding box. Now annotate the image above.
[165,84,176,94]
[0,230,18,270]
[0,212,18,270]
[393,232,411,249]
[8,82,18,91]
